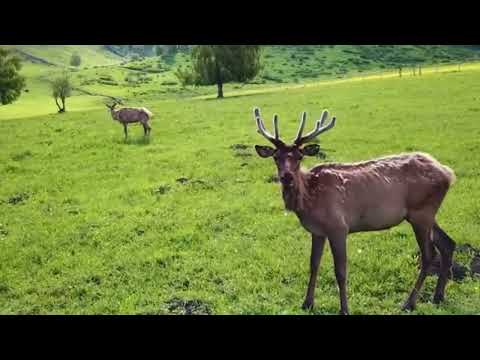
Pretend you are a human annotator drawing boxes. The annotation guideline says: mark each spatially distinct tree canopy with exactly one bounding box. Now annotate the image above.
[0,47,26,105]
[190,45,262,98]
[70,52,81,67]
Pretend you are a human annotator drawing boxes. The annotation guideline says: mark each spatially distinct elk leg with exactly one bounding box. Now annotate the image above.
[302,234,326,310]
[123,124,128,139]
[432,223,456,304]
[143,124,148,136]
[328,231,349,315]
[402,224,434,311]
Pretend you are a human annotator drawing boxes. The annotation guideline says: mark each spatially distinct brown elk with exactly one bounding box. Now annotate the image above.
[253,107,456,315]
[106,101,153,139]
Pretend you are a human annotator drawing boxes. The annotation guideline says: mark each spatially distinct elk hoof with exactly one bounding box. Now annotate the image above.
[433,294,445,304]
[339,310,349,315]
[401,302,416,312]
[302,299,314,311]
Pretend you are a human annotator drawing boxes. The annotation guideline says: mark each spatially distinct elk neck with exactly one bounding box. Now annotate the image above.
[281,167,312,213]
[110,109,119,121]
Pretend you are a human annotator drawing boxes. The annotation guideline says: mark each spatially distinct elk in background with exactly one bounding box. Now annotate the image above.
[253,107,456,315]
[106,101,153,139]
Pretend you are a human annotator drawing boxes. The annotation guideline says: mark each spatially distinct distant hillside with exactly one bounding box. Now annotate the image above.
[5,45,480,78]
[102,45,480,83]
[257,45,480,83]
[3,45,480,109]
[3,45,122,67]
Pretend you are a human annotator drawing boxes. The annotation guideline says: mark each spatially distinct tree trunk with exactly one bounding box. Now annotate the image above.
[61,96,66,112]
[217,81,224,99]
[215,60,224,99]
[54,97,62,112]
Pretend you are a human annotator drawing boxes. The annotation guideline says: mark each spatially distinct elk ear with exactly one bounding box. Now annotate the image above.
[255,145,276,158]
[301,144,320,157]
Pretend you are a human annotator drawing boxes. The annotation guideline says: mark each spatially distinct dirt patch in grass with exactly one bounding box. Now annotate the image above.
[152,185,171,195]
[266,175,279,183]
[175,178,213,190]
[166,298,212,315]
[5,192,30,205]
[231,144,253,158]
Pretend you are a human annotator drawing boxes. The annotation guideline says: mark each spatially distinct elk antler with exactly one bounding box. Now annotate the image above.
[253,107,284,147]
[293,110,336,146]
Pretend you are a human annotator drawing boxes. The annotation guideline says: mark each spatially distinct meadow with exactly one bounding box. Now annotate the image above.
[0,49,480,314]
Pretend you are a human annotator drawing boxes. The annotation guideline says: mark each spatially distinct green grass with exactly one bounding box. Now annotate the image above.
[1,63,480,314]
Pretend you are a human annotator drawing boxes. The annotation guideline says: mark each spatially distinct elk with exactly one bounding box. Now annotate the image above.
[106,101,153,139]
[253,107,456,315]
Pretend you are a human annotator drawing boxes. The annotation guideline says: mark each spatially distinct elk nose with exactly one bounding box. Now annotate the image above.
[280,173,294,185]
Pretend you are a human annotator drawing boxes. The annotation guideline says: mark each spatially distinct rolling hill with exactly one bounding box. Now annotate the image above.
[2,45,480,120]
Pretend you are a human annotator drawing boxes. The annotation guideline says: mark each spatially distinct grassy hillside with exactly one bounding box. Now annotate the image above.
[3,45,122,67]
[4,45,480,119]
[0,66,479,314]
[260,45,480,83]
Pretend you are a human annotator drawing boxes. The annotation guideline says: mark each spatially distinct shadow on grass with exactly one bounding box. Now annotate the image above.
[203,92,262,101]
[115,136,152,146]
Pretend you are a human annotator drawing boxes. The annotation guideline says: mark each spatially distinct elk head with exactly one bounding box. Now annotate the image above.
[253,107,336,187]
[105,101,118,111]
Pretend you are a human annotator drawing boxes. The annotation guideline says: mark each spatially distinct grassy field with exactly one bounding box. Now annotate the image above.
[1,59,480,314]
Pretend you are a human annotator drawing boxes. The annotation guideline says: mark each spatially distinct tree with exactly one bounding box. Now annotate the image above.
[155,46,163,57]
[0,47,26,105]
[70,52,81,67]
[51,73,72,113]
[190,45,262,98]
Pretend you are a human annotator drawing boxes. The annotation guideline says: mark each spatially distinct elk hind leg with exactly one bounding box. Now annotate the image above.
[328,230,349,315]
[432,223,456,304]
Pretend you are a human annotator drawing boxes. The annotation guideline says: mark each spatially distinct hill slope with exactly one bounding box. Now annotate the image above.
[2,45,480,120]
[3,45,122,67]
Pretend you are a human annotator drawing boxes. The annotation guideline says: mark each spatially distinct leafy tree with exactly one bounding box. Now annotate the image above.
[70,52,81,67]
[0,47,26,105]
[190,45,262,98]
[51,73,72,113]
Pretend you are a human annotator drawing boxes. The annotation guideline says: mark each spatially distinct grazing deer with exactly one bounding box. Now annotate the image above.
[106,102,153,139]
[253,107,456,315]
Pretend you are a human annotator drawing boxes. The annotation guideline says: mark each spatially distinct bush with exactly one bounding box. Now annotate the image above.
[174,67,195,87]
[161,80,178,86]
[70,53,81,67]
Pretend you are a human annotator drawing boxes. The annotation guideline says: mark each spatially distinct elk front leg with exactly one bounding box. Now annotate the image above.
[123,123,128,140]
[402,223,434,311]
[302,234,326,310]
[328,230,349,315]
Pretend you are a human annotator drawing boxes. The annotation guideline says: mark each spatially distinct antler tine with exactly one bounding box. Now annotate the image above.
[253,108,279,145]
[319,110,329,127]
[273,114,279,140]
[295,110,337,145]
[293,111,307,144]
